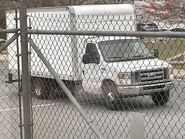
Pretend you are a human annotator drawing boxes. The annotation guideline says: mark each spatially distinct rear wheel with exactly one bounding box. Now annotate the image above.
[151,91,170,106]
[31,77,50,99]
[52,80,83,99]
[102,80,120,110]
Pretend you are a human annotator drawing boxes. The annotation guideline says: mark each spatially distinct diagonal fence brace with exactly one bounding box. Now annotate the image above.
[0,33,19,53]
[28,37,104,139]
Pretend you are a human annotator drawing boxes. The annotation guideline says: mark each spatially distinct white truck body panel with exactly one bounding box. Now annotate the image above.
[6,4,136,80]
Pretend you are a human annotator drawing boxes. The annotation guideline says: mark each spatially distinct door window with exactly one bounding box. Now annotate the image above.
[82,43,100,64]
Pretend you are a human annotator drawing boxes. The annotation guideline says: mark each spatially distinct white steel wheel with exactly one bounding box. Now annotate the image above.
[35,86,42,97]
[32,77,50,99]
[102,80,120,110]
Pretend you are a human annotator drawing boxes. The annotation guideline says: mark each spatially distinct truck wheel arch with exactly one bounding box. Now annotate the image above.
[101,79,120,110]
[101,79,116,87]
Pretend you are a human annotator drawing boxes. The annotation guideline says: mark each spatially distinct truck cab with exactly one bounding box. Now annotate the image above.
[82,37,174,109]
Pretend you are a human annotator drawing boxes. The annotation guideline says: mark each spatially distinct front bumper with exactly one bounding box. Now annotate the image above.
[117,81,174,97]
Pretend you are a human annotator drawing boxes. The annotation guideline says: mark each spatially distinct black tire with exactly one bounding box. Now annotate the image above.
[67,83,75,96]
[101,81,119,110]
[31,77,50,99]
[64,80,84,96]
[152,91,170,106]
[53,80,83,99]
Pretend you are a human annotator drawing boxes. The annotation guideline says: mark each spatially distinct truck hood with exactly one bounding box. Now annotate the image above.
[106,58,171,72]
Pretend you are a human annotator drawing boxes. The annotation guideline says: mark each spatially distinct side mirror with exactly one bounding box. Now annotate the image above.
[153,49,159,58]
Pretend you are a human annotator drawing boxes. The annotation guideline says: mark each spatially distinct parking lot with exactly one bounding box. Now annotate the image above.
[0,60,185,138]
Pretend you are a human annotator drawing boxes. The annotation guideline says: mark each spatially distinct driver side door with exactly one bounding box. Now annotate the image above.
[82,43,102,94]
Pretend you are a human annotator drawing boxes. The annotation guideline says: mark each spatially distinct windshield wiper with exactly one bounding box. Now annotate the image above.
[107,56,122,58]
[132,55,155,59]
[107,56,127,62]
[133,55,145,58]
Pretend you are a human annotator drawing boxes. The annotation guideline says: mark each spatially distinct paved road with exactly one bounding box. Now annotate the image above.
[0,76,185,138]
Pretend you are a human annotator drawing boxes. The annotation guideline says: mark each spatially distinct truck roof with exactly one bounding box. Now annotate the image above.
[85,36,137,44]
[7,4,135,16]
[67,4,135,16]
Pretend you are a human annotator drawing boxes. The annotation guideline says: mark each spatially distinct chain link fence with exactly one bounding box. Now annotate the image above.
[1,1,185,139]
[0,1,22,139]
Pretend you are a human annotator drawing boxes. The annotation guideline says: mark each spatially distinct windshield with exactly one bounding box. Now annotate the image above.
[98,39,154,62]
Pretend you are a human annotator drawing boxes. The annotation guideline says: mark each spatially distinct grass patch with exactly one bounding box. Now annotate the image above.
[145,38,185,60]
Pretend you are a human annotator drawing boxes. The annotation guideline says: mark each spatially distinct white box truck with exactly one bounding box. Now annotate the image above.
[6,4,174,108]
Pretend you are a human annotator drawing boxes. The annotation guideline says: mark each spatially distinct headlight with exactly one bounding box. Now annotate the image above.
[165,68,174,80]
[117,72,131,85]
[169,68,172,75]
[169,74,174,80]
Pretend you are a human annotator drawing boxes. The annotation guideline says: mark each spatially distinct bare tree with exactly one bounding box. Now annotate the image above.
[176,0,185,12]
[102,0,133,4]
[28,0,55,7]
[28,0,87,7]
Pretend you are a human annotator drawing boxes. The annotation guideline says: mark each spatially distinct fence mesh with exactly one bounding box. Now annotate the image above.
[0,1,22,139]
[1,1,185,139]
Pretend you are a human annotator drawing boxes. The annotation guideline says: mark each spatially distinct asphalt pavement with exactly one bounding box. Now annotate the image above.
[0,58,185,138]
[0,77,185,138]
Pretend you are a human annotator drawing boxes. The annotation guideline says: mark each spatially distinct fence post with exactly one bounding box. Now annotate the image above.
[20,0,32,139]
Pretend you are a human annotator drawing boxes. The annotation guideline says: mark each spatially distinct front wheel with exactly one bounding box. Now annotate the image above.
[151,91,170,106]
[102,81,120,110]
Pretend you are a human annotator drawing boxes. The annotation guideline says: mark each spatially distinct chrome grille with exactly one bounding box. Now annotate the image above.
[135,69,166,84]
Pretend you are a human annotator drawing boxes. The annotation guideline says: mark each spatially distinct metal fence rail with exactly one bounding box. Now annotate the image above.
[1,1,185,139]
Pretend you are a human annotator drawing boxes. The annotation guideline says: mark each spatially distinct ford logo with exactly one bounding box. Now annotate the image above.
[148,73,156,77]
